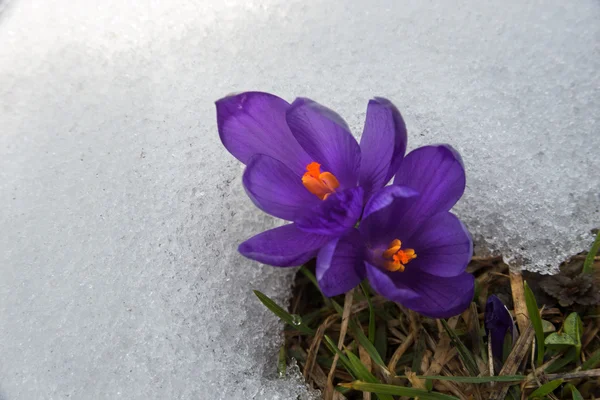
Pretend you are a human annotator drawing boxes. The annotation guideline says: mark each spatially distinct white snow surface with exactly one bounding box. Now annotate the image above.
[1,0,599,398]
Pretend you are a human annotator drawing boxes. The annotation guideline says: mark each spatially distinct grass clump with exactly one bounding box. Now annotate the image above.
[257,240,600,400]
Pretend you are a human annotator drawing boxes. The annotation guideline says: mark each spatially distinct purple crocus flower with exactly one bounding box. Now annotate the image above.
[485,295,517,360]
[216,92,407,267]
[217,92,474,318]
[316,147,474,318]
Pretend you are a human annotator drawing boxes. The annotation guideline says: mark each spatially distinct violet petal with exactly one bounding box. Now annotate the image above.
[316,229,365,297]
[358,99,397,197]
[238,223,332,267]
[359,185,420,247]
[393,145,466,216]
[404,271,474,318]
[365,262,420,301]
[242,154,320,221]
[485,295,515,360]
[286,98,361,189]
[400,270,474,318]
[366,262,473,318]
[403,211,473,277]
[296,187,364,236]
[216,91,311,175]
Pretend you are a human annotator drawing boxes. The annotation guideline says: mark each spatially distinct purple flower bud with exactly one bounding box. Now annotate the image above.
[485,295,516,360]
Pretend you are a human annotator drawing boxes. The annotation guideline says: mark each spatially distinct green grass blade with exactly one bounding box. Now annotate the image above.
[361,282,376,343]
[565,383,584,400]
[397,375,525,383]
[339,381,460,400]
[299,265,331,306]
[507,384,521,400]
[583,230,600,273]
[345,351,394,400]
[299,265,319,287]
[332,299,344,315]
[546,348,577,373]
[580,348,600,370]
[345,350,379,382]
[524,281,545,366]
[440,319,479,376]
[253,290,314,335]
[277,344,286,378]
[334,385,352,395]
[374,322,388,361]
[323,335,356,378]
[349,319,386,368]
[527,379,563,399]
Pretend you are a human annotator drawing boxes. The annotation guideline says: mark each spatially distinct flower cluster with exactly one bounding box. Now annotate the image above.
[216,92,474,318]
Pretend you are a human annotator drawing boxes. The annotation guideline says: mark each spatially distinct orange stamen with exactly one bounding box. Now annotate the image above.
[302,162,340,200]
[383,238,416,272]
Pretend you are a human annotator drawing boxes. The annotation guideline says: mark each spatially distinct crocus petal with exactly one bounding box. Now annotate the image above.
[367,260,473,318]
[286,98,361,189]
[399,271,474,318]
[402,211,473,277]
[360,185,420,247]
[359,98,408,196]
[403,271,474,318]
[243,154,320,221]
[365,262,420,302]
[296,187,364,236]
[379,98,409,183]
[316,229,365,297]
[216,92,311,175]
[393,145,466,216]
[485,295,516,361]
[238,223,332,267]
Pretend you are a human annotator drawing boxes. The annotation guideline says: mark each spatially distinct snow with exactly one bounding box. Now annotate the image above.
[1,0,598,398]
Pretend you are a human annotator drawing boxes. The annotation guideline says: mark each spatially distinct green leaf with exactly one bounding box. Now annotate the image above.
[582,230,600,274]
[562,313,583,341]
[503,331,513,362]
[565,384,584,400]
[253,290,314,335]
[524,281,545,366]
[349,319,386,368]
[396,375,525,383]
[545,313,582,360]
[527,379,563,399]
[339,381,459,399]
[345,351,394,400]
[545,332,577,348]
[541,319,556,333]
[563,313,583,359]
[361,282,376,344]
[440,319,479,376]
[580,348,600,370]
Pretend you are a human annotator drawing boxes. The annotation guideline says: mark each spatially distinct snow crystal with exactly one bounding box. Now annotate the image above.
[1,0,598,398]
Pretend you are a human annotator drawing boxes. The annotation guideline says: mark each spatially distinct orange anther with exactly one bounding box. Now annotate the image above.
[302,162,340,200]
[383,238,416,272]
